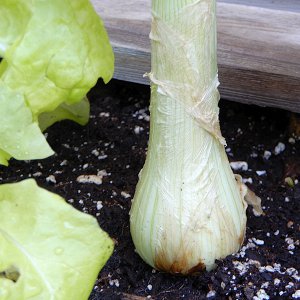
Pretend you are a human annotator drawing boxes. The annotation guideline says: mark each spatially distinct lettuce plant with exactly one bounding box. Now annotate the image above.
[0,1,115,298]
[0,179,114,300]
[0,0,114,165]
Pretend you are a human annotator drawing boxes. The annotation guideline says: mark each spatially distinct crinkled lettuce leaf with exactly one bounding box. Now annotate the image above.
[0,0,114,165]
[0,179,114,300]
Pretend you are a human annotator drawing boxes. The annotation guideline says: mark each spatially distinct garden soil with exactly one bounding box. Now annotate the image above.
[1,80,299,300]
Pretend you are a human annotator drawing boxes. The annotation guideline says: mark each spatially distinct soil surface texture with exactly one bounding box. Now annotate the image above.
[1,80,299,300]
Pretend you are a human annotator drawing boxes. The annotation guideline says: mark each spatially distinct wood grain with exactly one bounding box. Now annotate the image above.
[221,0,300,12]
[92,0,300,112]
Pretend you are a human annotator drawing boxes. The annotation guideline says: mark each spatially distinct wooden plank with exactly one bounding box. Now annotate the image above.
[221,0,300,12]
[92,0,300,113]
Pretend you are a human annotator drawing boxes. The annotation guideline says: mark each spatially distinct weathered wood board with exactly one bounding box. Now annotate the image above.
[91,0,300,112]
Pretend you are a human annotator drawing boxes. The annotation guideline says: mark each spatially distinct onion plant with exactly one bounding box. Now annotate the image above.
[130,0,261,274]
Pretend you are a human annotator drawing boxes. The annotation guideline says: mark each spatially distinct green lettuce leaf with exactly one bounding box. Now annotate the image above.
[0,179,114,300]
[0,0,114,165]
[38,97,90,132]
[0,83,53,166]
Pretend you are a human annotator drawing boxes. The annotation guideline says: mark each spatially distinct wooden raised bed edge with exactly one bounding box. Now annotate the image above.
[92,0,300,113]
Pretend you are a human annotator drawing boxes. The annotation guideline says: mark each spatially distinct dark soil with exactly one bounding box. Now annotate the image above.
[1,80,299,300]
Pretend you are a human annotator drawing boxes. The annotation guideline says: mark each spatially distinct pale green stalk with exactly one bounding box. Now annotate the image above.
[130,0,247,274]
